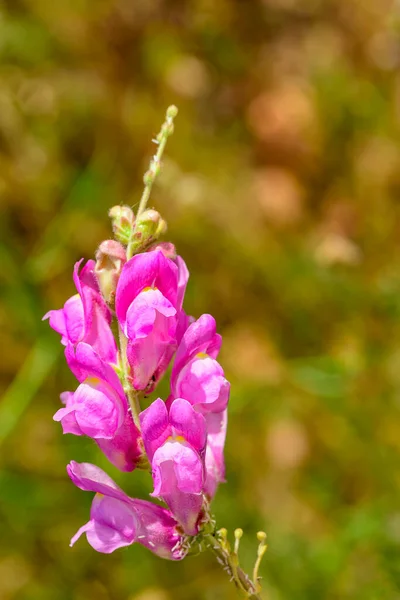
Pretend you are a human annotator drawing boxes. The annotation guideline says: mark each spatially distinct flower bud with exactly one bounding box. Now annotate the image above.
[109,205,135,244]
[167,104,178,119]
[95,240,126,304]
[129,209,167,254]
[147,241,177,260]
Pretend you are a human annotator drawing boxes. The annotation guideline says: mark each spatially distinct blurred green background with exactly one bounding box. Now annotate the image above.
[1,1,400,598]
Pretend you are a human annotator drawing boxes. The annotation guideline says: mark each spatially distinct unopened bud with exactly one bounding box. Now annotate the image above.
[128,209,167,254]
[147,241,177,260]
[257,531,267,544]
[217,528,231,553]
[95,240,126,304]
[109,205,135,244]
[233,528,243,560]
[143,170,154,186]
[166,105,178,119]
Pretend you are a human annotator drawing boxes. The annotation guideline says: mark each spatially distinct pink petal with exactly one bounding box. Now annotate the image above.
[127,335,170,391]
[204,410,227,498]
[70,380,124,439]
[175,356,230,413]
[171,314,222,390]
[115,249,179,329]
[84,495,138,553]
[152,441,204,495]
[42,308,68,343]
[169,398,207,452]
[67,461,128,500]
[175,255,189,310]
[125,289,176,340]
[53,406,82,435]
[96,413,142,472]
[63,294,85,344]
[65,343,125,403]
[73,259,117,363]
[140,399,170,461]
[162,491,203,536]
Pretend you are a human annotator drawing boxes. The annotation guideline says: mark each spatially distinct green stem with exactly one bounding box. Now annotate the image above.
[126,106,178,259]
[136,121,172,219]
[204,534,263,599]
[118,323,141,430]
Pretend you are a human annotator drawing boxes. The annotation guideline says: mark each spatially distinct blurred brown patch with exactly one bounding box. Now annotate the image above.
[165,56,210,98]
[266,419,309,469]
[314,232,362,266]
[253,167,304,226]
[223,325,283,384]
[246,83,316,154]
[354,136,399,187]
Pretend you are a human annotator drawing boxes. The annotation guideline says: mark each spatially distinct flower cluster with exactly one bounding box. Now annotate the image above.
[43,108,267,598]
[44,231,229,559]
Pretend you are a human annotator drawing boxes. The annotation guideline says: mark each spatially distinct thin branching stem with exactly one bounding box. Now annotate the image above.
[204,533,263,599]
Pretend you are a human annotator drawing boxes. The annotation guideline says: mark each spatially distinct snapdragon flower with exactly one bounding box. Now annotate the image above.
[44,106,267,599]
[115,248,187,391]
[68,461,187,558]
[140,397,206,535]
[170,313,230,413]
[44,259,117,363]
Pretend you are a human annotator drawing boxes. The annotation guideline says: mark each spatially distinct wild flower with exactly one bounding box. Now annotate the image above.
[44,106,267,599]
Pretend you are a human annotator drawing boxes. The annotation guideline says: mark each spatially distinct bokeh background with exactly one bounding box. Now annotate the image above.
[1,1,400,598]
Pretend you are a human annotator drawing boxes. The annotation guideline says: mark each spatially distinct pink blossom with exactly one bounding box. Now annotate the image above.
[125,288,177,390]
[171,314,230,413]
[140,398,206,535]
[56,343,142,472]
[115,249,188,390]
[68,461,186,559]
[43,260,117,363]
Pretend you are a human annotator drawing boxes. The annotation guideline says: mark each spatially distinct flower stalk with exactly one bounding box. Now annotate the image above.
[127,105,178,259]
[204,531,265,599]
[117,323,141,429]
[44,106,267,596]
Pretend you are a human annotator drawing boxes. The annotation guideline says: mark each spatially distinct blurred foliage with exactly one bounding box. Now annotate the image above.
[1,0,400,598]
